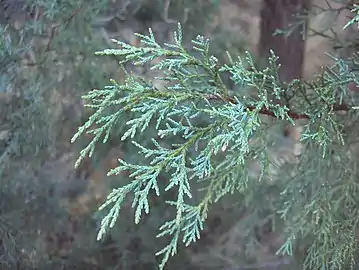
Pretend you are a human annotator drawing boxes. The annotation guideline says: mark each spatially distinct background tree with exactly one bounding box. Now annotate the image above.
[259,0,311,82]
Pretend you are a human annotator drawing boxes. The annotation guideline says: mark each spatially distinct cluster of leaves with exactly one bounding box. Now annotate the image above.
[1,0,226,269]
[344,4,359,29]
[73,11,359,268]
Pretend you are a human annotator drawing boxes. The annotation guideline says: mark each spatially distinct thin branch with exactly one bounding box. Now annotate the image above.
[206,94,352,120]
[25,5,84,67]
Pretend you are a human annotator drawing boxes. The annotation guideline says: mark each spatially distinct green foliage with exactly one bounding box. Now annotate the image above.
[1,0,226,269]
[344,4,359,29]
[0,0,112,267]
[73,14,359,269]
[3,0,359,269]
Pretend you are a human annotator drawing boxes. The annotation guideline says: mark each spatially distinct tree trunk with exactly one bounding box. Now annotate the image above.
[259,0,311,83]
[258,0,311,155]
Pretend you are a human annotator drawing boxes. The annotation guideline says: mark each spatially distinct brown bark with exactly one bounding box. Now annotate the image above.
[258,0,311,141]
[258,0,311,83]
